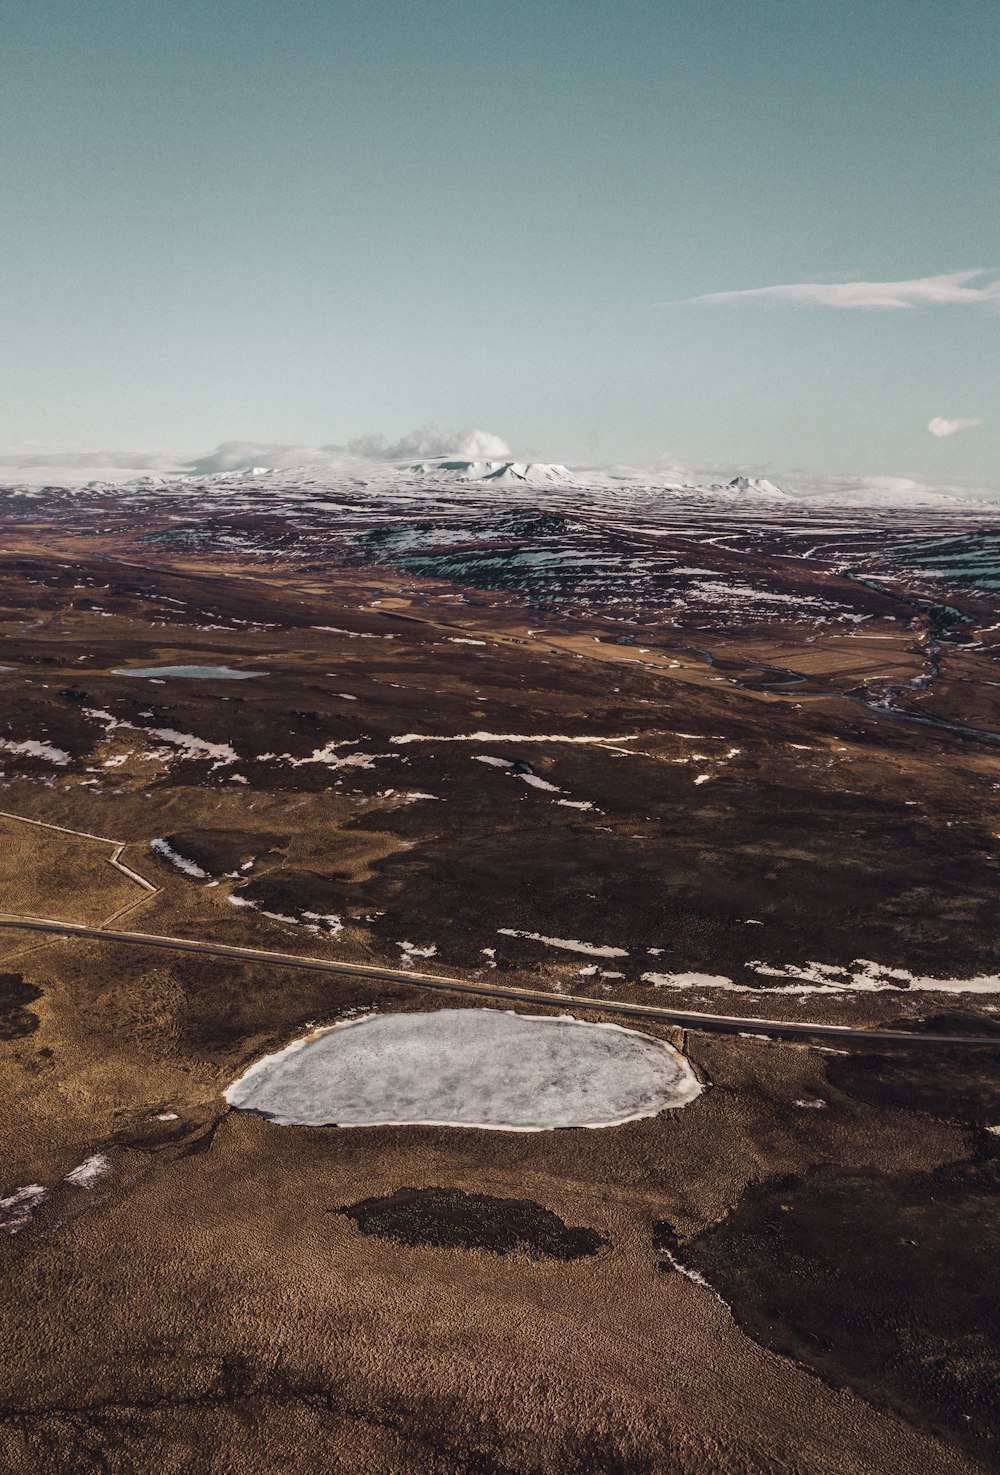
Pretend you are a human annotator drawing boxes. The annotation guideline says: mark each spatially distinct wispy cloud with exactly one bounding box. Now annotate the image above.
[928,415,983,438]
[674,269,1000,311]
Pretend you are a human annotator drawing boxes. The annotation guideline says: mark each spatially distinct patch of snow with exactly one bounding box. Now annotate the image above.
[520,772,561,792]
[285,740,396,771]
[0,738,70,765]
[474,754,569,796]
[0,1183,48,1234]
[646,972,733,990]
[647,957,1000,996]
[300,910,344,937]
[149,729,238,764]
[751,958,1000,994]
[657,1243,731,1306]
[393,731,640,748]
[151,837,208,879]
[397,941,438,968]
[64,1153,111,1188]
[498,928,628,959]
[310,625,393,639]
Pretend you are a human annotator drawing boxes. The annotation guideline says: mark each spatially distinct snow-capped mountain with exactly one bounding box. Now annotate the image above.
[711,476,789,498]
[0,435,992,505]
[404,459,580,486]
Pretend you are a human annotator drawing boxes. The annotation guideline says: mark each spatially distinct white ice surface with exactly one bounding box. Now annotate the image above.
[224,1007,701,1130]
[111,665,265,680]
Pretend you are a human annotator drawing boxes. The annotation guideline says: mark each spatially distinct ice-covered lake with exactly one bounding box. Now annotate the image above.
[224,1007,702,1131]
[111,664,267,680]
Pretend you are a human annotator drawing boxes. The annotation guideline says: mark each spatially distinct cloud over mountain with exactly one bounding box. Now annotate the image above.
[346,426,512,460]
[189,428,514,474]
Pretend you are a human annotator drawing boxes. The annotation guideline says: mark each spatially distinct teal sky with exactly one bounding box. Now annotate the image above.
[2,0,997,487]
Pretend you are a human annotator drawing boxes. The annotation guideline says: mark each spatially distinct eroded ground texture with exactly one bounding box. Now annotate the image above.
[1,469,1000,1473]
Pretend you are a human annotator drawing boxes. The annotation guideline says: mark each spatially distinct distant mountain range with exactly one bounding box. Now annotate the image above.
[405,459,581,486]
[0,444,988,505]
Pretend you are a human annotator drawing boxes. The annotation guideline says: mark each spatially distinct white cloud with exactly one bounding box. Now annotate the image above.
[346,425,512,460]
[188,442,335,474]
[928,415,983,438]
[0,429,517,484]
[675,268,1000,311]
[190,428,514,474]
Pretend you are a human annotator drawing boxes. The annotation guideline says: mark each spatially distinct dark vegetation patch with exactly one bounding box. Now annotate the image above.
[111,1104,224,1159]
[826,1013,1000,1127]
[651,1220,686,1273]
[339,1187,606,1260]
[161,828,286,877]
[345,775,1000,979]
[233,867,349,921]
[0,973,42,1039]
[682,1159,1000,1468]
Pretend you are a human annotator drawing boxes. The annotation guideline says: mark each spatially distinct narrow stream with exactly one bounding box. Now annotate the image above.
[681,577,1000,745]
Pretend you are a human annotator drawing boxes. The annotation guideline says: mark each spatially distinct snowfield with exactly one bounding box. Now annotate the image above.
[224,1007,702,1130]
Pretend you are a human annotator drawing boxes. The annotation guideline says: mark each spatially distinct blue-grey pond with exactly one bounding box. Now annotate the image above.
[111,665,267,680]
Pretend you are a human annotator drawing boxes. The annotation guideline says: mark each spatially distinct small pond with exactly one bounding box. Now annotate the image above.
[111,665,267,680]
[224,1007,702,1131]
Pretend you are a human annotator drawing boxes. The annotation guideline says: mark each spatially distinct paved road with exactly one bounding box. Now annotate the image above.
[2,914,998,1047]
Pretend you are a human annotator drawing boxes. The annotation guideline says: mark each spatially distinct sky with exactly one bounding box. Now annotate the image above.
[1,0,997,489]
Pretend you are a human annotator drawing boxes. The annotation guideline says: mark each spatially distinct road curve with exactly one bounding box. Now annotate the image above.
[2,913,998,1047]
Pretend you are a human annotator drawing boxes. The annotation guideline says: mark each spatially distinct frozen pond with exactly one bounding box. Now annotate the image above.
[224,1007,702,1130]
[111,664,267,680]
